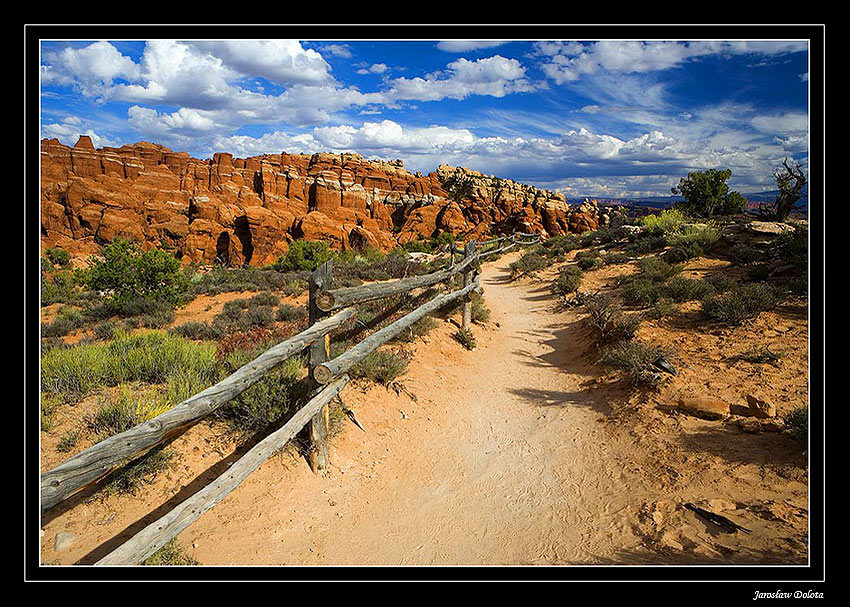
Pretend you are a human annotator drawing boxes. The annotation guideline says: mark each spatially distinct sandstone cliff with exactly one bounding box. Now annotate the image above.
[41,136,599,266]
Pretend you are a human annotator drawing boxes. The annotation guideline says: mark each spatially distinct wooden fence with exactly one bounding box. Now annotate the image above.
[40,233,538,565]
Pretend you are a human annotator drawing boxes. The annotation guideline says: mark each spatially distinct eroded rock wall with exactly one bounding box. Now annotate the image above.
[41,136,599,266]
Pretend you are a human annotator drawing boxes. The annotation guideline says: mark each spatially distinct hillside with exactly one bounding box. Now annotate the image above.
[41,136,601,267]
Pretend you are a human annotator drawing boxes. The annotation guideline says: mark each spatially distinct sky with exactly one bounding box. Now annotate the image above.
[39,39,809,198]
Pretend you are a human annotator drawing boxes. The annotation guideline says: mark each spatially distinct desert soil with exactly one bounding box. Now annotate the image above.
[41,250,808,566]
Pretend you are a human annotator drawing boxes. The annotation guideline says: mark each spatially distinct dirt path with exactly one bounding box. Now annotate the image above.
[178,252,656,565]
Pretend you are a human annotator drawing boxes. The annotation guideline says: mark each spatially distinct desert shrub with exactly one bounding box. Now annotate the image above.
[453,328,477,350]
[41,394,60,431]
[622,278,662,307]
[575,251,604,271]
[584,293,640,344]
[540,235,580,259]
[349,350,408,384]
[784,406,807,447]
[704,274,736,293]
[41,331,218,400]
[628,234,668,255]
[238,305,275,329]
[601,341,668,387]
[215,355,304,437]
[56,429,79,453]
[663,276,716,302]
[746,264,772,282]
[93,320,122,341]
[602,252,631,266]
[774,225,808,268]
[191,265,304,296]
[470,292,491,324]
[139,307,175,329]
[552,266,584,298]
[80,239,188,307]
[249,291,280,307]
[172,321,224,340]
[701,283,783,325]
[276,304,306,322]
[640,209,688,235]
[735,344,783,365]
[509,251,547,279]
[101,447,176,497]
[275,240,333,272]
[648,298,677,320]
[638,257,682,282]
[729,243,763,265]
[42,306,85,337]
[579,231,598,247]
[41,268,78,306]
[143,539,198,566]
[45,246,71,268]
[665,240,704,263]
[396,315,440,343]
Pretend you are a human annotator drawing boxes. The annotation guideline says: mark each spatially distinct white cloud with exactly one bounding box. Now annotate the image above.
[537,40,808,84]
[41,41,140,95]
[436,40,508,52]
[41,122,117,148]
[356,63,389,75]
[386,55,536,101]
[187,40,332,85]
[317,44,353,58]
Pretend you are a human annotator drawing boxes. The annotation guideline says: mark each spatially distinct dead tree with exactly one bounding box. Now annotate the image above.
[760,158,807,221]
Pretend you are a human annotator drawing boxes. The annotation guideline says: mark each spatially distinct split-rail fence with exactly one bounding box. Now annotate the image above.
[39,232,539,565]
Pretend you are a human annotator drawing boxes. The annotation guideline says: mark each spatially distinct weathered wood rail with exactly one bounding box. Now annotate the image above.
[40,232,539,565]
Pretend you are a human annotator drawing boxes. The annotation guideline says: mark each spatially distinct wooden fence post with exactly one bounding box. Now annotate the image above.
[461,241,476,331]
[307,259,333,473]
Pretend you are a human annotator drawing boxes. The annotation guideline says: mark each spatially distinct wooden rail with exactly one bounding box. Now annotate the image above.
[41,232,537,564]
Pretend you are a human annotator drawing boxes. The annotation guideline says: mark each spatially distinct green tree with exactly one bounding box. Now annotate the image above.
[672,168,747,217]
[82,238,187,306]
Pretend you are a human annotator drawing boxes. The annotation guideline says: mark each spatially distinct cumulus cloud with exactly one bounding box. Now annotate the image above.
[187,40,332,85]
[41,41,141,95]
[386,55,536,101]
[356,63,389,75]
[41,122,117,148]
[436,40,508,52]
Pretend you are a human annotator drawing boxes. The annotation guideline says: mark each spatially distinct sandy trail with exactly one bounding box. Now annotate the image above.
[180,252,652,565]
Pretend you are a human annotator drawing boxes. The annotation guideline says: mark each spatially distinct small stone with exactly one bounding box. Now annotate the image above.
[745,394,776,418]
[739,418,762,433]
[54,532,76,552]
[677,395,730,420]
[761,419,786,432]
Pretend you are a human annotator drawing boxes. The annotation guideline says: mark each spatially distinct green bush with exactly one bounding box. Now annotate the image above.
[648,298,677,320]
[275,240,333,272]
[601,341,667,387]
[349,350,408,384]
[640,209,688,235]
[143,539,198,566]
[171,321,224,340]
[672,168,747,217]
[453,328,477,350]
[665,240,704,263]
[276,304,307,322]
[622,278,662,307]
[784,406,807,447]
[746,264,772,282]
[701,283,783,325]
[704,274,736,293]
[729,243,763,265]
[45,246,71,268]
[101,447,176,496]
[575,250,603,271]
[396,315,440,343]
[509,251,548,279]
[735,344,783,365]
[552,266,584,298]
[238,306,275,329]
[638,257,682,282]
[215,356,305,437]
[41,330,218,400]
[663,276,716,302]
[470,292,491,324]
[81,239,188,307]
[584,293,640,344]
[775,226,808,268]
[42,306,85,337]
[41,266,78,306]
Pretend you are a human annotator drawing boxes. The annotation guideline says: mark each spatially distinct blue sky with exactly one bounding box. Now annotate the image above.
[40,39,809,197]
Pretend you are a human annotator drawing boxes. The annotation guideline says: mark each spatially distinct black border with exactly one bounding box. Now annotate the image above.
[25,24,828,588]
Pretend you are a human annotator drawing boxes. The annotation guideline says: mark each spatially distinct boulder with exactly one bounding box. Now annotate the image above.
[677,395,730,420]
[745,394,776,418]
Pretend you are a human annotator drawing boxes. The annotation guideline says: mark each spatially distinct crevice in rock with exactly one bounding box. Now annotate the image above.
[233,216,254,267]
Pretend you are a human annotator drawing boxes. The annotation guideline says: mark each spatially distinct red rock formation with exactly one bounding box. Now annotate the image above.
[40,137,600,266]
